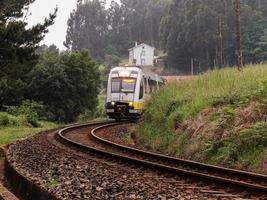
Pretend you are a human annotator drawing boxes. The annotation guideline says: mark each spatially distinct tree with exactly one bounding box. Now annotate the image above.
[253,29,267,62]
[64,0,170,62]
[160,0,267,74]
[234,0,243,69]
[28,49,100,122]
[64,0,107,61]
[0,0,57,108]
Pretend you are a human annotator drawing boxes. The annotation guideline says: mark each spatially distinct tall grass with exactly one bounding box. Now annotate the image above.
[144,64,267,130]
[137,64,267,172]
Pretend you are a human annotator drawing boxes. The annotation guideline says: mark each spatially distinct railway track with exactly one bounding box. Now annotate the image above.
[58,121,267,198]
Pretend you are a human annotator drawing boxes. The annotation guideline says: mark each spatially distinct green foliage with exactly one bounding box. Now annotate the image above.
[258,78,267,97]
[145,65,267,128]
[44,174,58,190]
[28,49,100,122]
[6,100,43,127]
[0,112,35,127]
[7,100,43,117]
[0,120,59,145]
[138,64,267,172]
[253,29,267,62]
[0,0,57,109]
[78,110,95,122]
[203,122,267,169]
[160,0,267,73]
[94,94,107,118]
[0,112,9,126]
[78,94,107,122]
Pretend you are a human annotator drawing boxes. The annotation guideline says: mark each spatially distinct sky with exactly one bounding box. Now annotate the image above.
[27,0,117,50]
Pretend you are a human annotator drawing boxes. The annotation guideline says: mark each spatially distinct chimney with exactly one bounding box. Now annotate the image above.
[135,42,138,47]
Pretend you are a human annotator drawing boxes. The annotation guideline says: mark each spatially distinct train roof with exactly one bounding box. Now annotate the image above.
[110,66,163,83]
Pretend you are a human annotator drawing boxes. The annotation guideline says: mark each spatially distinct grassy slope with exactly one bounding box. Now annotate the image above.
[0,113,59,145]
[136,64,267,174]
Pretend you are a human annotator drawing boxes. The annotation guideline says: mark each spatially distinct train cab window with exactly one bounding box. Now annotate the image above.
[111,78,136,93]
[121,78,136,93]
[111,78,121,93]
[139,80,144,99]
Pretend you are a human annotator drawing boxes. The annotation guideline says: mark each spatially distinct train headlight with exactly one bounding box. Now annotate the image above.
[129,102,133,107]
[111,102,115,106]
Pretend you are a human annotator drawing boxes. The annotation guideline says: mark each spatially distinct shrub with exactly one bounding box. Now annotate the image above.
[6,100,42,127]
[28,49,100,122]
[258,79,267,96]
[202,122,267,169]
[0,113,9,126]
[7,100,44,117]
[78,110,95,122]
[0,112,28,127]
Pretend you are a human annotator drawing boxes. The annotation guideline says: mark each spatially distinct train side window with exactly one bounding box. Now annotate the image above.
[144,78,148,94]
[149,79,152,93]
[139,80,144,99]
[111,78,121,93]
[146,78,150,94]
[149,79,154,93]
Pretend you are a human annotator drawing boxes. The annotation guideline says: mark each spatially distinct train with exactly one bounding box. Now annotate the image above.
[106,66,164,120]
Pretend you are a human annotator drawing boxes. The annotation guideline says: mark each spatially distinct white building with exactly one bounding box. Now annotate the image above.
[128,43,155,66]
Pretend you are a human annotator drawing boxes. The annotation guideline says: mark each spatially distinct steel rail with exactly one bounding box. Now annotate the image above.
[58,122,267,195]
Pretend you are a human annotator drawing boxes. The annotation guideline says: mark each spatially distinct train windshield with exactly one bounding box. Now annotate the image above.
[111,78,136,93]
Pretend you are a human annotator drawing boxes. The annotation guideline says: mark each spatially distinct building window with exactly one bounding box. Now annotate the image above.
[141,50,146,56]
[141,59,146,65]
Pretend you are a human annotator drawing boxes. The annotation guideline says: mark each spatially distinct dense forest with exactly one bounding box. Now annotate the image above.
[65,0,267,74]
[161,0,267,73]
[64,0,170,66]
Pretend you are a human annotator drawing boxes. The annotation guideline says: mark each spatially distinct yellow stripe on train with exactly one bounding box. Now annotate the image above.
[133,102,144,110]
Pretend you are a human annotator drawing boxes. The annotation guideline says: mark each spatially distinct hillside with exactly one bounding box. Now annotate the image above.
[135,64,267,174]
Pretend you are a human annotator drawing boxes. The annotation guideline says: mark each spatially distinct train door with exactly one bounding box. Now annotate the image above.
[133,77,145,111]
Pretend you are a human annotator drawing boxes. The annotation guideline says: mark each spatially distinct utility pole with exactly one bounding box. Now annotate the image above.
[234,0,243,70]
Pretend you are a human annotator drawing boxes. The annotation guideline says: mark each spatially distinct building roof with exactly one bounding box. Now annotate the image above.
[128,43,155,51]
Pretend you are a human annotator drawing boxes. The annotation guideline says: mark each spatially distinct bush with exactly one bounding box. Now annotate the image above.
[28,49,100,123]
[7,100,44,116]
[0,113,9,126]
[202,122,267,169]
[6,100,42,127]
[78,110,95,122]
[0,112,29,127]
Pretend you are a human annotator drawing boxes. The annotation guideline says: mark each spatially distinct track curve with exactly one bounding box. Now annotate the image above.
[58,122,267,198]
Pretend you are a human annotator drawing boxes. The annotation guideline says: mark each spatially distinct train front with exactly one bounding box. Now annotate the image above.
[106,67,143,120]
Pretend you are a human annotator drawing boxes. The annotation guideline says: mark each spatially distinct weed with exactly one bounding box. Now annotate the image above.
[44,176,58,190]
[6,100,43,127]
[202,122,267,169]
